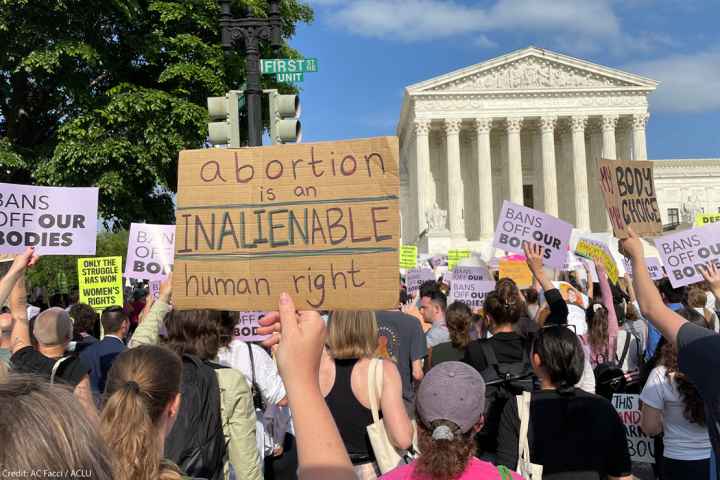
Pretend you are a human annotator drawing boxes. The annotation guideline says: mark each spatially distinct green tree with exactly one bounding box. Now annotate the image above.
[1,0,313,229]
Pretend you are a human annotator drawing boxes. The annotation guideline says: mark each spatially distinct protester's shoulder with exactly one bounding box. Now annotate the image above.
[379,461,415,479]
[678,321,718,349]
[465,458,524,479]
[215,365,251,394]
[10,345,51,372]
[571,389,622,417]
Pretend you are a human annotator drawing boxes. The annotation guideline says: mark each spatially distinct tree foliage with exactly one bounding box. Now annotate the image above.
[1,0,313,229]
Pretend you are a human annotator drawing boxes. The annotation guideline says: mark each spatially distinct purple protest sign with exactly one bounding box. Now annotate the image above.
[654,223,720,287]
[493,201,572,269]
[452,266,491,282]
[406,268,435,295]
[149,280,161,300]
[0,183,98,255]
[125,223,175,281]
[449,280,496,309]
[623,257,665,281]
[232,311,270,342]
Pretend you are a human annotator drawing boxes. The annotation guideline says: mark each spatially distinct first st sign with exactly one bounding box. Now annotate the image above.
[260,58,318,83]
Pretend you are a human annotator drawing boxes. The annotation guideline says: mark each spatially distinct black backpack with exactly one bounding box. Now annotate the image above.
[593,332,631,400]
[476,342,535,452]
[165,354,228,480]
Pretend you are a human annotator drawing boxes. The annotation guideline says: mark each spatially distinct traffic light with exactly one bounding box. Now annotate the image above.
[267,89,301,144]
[207,90,242,148]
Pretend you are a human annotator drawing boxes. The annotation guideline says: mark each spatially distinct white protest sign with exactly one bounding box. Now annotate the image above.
[406,268,435,295]
[623,257,665,281]
[0,183,98,255]
[449,280,496,309]
[493,201,572,269]
[452,266,491,282]
[654,223,720,288]
[612,394,655,463]
[125,223,175,280]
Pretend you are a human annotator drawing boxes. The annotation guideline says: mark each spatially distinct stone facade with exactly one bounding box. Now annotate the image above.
[397,46,719,253]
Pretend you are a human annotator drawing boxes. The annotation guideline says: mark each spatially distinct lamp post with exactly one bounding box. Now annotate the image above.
[218,0,282,147]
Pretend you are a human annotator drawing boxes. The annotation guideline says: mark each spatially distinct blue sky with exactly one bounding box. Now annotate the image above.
[287,0,720,159]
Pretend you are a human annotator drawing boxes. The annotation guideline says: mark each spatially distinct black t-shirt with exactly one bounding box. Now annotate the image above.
[429,341,465,368]
[678,322,720,478]
[10,346,90,388]
[375,310,427,404]
[464,332,528,374]
[497,389,631,478]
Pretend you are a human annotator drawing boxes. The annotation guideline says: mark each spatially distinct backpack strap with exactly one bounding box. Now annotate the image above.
[50,356,72,385]
[497,465,512,480]
[617,331,631,368]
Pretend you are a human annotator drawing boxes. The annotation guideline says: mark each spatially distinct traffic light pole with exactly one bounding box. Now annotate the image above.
[218,0,282,147]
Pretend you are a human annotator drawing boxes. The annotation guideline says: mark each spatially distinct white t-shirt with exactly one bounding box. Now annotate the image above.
[567,304,588,337]
[218,340,288,464]
[640,365,711,461]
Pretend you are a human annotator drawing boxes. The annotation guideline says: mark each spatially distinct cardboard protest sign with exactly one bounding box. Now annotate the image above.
[232,311,270,342]
[173,137,400,311]
[406,268,435,295]
[654,223,720,288]
[77,256,123,312]
[612,394,655,463]
[499,258,533,288]
[125,223,175,281]
[493,201,572,268]
[452,266,491,282]
[695,213,720,227]
[399,245,417,269]
[597,159,661,238]
[576,238,619,284]
[622,257,665,281]
[449,280,496,309]
[448,250,470,270]
[0,183,98,255]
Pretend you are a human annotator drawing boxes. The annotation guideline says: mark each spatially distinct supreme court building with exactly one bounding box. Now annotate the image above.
[397,47,720,253]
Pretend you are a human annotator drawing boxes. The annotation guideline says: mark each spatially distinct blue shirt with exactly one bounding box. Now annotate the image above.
[645,303,684,360]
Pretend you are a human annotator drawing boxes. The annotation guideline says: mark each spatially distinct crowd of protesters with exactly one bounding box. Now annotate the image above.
[2,227,720,480]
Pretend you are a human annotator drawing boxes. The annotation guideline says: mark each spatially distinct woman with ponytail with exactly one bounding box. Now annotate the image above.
[497,326,633,479]
[101,345,183,480]
[381,361,523,480]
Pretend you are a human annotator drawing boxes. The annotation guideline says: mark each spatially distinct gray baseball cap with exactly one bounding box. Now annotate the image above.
[416,361,486,434]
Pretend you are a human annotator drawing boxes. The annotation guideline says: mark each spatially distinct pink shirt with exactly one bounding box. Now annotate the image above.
[380,458,524,480]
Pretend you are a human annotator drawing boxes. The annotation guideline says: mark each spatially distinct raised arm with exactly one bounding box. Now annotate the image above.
[7,249,39,354]
[524,243,568,325]
[701,263,720,313]
[596,263,618,353]
[128,274,172,349]
[619,229,686,345]
[0,247,36,308]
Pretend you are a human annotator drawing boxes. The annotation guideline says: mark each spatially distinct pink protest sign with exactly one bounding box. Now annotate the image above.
[654,223,720,288]
[623,257,665,281]
[0,183,98,255]
[493,201,572,269]
[232,311,270,342]
[149,281,161,300]
[125,223,175,281]
[449,280,496,309]
[406,268,435,295]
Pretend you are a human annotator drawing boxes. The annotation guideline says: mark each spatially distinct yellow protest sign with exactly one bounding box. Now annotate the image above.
[499,259,533,288]
[399,245,417,269]
[448,250,471,270]
[575,239,619,284]
[173,137,400,311]
[77,256,124,313]
[695,213,720,227]
[598,159,662,239]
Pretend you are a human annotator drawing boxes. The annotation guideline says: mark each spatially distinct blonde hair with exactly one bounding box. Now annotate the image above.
[101,345,183,480]
[328,311,378,359]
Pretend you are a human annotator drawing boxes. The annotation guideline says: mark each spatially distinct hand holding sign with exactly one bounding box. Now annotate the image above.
[700,263,720,299]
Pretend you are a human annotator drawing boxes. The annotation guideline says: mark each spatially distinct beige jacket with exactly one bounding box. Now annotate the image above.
[130,300,262,480]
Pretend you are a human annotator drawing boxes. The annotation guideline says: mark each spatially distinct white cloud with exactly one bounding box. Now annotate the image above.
[624,48,720,113]
[474,34,498,49]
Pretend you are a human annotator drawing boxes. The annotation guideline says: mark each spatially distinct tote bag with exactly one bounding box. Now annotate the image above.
[516,391,543,480]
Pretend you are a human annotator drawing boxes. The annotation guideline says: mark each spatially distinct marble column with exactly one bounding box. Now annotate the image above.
[474,117,494,238]
[632,112,649,160]
[601,114,618,159]
[506,117,524,206]
[414,119,431,234]
[571,115,591,230]
[540,116,558,217]
[444,118,464,237]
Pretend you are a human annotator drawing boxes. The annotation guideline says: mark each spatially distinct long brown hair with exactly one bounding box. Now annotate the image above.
[164,309,236,360]
[0,374,113,480]
[660,341,705,425]
[101,345,183,480]
[415,420,475,480]
[586,303,609,360]
[446,302,472,350]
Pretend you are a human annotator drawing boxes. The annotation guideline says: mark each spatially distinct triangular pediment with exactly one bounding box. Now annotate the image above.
[407,47,658,93]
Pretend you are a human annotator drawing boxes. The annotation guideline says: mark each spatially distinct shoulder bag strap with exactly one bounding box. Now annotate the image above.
[516,391,532,472]
[50,356,72,385]
[247,342,257,386]
[617,331,631,367]
[367,358,382,424]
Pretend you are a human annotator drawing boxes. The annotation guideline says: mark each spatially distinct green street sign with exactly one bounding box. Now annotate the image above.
[261,58,318,75]
[276,72,304,83]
